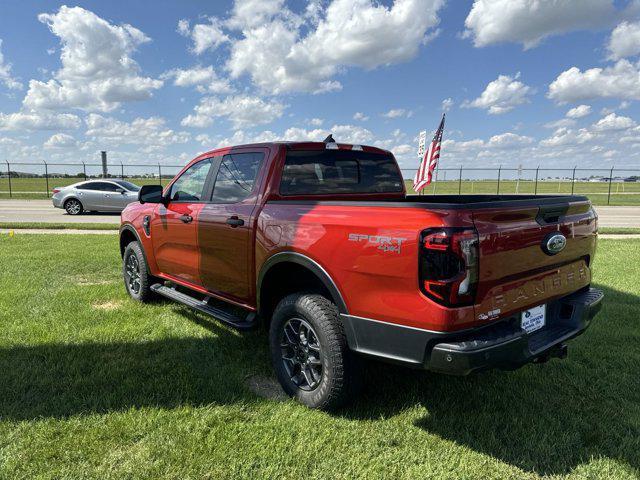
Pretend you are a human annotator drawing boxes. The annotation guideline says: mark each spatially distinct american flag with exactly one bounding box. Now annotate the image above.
[414,114,445,192]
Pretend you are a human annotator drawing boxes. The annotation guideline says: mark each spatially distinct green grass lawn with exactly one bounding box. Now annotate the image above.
[0,234,638,479]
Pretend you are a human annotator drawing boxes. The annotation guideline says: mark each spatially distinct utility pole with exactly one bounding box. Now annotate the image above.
[101,151,108,178]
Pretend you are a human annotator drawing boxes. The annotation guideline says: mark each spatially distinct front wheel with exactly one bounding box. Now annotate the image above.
[122,241,155,303]
[269,293,361,410]
[64,198,83,215]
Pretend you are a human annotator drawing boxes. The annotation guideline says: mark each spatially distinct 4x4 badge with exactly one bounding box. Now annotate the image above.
[348,233,407,254]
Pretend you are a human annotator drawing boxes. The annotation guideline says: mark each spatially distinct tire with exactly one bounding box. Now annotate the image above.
[64,198,83,215]
[269,293,361,410]
[122,241,155,303]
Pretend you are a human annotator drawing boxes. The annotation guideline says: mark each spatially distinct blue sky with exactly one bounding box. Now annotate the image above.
[1,0,640,175]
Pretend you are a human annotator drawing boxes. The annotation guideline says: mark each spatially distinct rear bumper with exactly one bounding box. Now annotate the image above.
[52,196,63,208]
[341,287,603,375]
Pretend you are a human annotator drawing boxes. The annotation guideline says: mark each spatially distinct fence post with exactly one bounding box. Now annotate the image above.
[607,167,614,205]
[44,161,50,197]
[497,165,502,194]
[120,162,125,180]
[82,162,87,180]
[6,161,11,198]
[458,166,463,194]
[534,166,540,195]
[571,166,576,194]
[158,163,162,187]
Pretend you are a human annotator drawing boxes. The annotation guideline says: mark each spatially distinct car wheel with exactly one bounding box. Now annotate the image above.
[64,198,83,215]
[269,293,361,410]
[123,241,155,303]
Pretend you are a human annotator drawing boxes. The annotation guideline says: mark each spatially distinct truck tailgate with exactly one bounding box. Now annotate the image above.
[472,200,597,322]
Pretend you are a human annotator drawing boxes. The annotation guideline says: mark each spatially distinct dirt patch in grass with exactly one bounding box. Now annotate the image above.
[74,275,117,286]
[92,300,123,311]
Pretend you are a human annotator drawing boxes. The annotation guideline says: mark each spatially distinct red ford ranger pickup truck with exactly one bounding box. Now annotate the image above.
[119,139,603,409]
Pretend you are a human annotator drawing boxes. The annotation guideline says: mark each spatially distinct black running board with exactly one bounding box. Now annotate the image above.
[151,283,257,330]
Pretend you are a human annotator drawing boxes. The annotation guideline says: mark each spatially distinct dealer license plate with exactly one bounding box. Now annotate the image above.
[521,304,546,334]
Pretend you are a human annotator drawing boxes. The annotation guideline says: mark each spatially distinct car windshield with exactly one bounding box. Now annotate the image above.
[113,180,141,192]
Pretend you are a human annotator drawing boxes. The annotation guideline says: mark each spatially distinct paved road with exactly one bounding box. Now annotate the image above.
[0,200,120,224]
[1,200,640,227]
[593,206,640,227]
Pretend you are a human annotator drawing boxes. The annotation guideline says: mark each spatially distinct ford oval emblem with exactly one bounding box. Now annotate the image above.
[542,232,567,256]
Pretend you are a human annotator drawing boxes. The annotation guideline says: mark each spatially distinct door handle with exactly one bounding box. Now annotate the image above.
[179,214,193,223]
[226,216,244,227]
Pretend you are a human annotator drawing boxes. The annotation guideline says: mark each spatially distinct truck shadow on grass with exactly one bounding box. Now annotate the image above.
[0,307,271,421]
[342,284,640,475]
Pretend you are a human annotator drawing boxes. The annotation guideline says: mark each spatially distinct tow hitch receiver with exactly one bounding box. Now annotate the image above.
[534,343,568,364]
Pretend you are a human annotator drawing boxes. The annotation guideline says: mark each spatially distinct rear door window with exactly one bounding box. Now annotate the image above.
[78,182,112,191]
[280,150,403,195]
[210,152,264,203]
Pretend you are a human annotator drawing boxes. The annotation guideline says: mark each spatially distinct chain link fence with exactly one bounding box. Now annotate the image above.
[400,166,640,206]
[1,161,639,205]
[0,161,184,200]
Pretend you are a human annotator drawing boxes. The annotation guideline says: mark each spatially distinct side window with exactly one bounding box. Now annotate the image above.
[168,159,212,202]
[78,182,109,191]
[103,183,122,192]
[210,153,264,203]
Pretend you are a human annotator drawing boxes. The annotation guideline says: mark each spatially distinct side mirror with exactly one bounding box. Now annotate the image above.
[115,188,126,194]
[138,185,164,204]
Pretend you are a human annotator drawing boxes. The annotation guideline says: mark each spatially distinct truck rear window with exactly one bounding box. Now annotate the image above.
[280,150,403,195]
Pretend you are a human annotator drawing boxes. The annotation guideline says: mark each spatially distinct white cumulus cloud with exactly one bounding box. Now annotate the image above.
[177,17,230,55]
[487,132,534,148]
[85,114,190,149]
[464,73,533,114]
[592,112,636,131]
[607,21,640,60]
[0,111,80,131]
[382,108,413,119]
[464,0,631,49]
[44,133,78,149]
[353,112,369,121]
[283,124,374,144]
[566,104,592,118]
[181,95,285,129]
[0,39,22,90]
[548,60,640,103]
[23,6,162,112]
[161,65,233,94]
[224,0,444,94]
[540,127,597,147]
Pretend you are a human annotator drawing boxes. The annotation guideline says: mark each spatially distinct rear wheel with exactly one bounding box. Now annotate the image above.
[64,198,83,215]
[123,241,155,302]
[269,293,361,410]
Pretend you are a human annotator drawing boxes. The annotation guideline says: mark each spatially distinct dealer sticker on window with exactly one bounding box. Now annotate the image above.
[521,304,546,334]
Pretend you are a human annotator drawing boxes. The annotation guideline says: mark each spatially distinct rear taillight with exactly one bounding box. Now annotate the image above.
[52,188,61,194]
[419,228,479,307]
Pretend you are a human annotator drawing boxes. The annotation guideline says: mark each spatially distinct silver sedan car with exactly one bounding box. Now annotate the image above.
[52,179,141,215]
